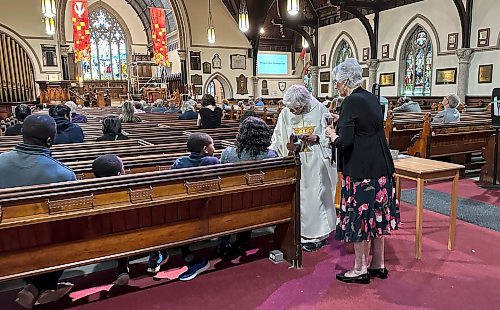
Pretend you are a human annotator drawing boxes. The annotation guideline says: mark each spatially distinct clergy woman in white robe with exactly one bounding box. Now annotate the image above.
[271,84,338,252]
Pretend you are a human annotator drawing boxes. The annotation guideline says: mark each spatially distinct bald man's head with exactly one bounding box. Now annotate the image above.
[22,115,57,148]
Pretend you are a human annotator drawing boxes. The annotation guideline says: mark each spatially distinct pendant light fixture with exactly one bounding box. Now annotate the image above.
[302,36,309,48]
[287,0,299,16]
[41,0,56,35]
[207,0,216,44]
[238,0,249,32]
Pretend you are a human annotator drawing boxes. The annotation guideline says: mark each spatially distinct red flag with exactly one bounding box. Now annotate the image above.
[71,0,91,62]
[150,7,170,67]
[299,47,307,61]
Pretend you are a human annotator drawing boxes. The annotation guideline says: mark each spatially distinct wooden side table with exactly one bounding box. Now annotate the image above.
[394,157,464,259]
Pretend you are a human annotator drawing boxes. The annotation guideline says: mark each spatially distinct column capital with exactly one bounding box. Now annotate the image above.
[177,49,187,61]
[309,66,320,75]
[59,44,70,55]
[366,59,379,70]
[456,48,474,64]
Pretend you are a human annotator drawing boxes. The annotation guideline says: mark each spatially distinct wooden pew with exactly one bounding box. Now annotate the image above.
[480,134,500,184]
[0,158,302,281]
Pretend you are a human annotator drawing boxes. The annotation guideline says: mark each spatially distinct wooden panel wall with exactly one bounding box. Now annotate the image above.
[0,31,36,103]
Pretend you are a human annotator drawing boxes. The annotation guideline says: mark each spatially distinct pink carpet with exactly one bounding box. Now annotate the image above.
[1,182,500,309]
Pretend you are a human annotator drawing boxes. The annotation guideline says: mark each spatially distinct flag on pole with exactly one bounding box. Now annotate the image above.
[150,7,170,67]
[71,0,91,62]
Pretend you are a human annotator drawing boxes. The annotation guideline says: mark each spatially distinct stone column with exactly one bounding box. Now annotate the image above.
[251,76,259,99]
[310,66,319,97]
[366,59,379,92]
[59,45,70,81]
[177,49,188,92]
[456,48,474,104]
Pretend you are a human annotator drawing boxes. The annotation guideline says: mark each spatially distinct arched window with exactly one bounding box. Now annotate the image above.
[333,40,353,68]
[402,26,433,96]
[207,80,215,96]
[83,8,128,81]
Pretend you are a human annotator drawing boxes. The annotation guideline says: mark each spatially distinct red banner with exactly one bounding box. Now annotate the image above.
[72,0,91,62]
[150,7,169,67]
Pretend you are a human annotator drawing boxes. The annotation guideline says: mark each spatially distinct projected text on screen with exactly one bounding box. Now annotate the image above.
[257,53,289,75]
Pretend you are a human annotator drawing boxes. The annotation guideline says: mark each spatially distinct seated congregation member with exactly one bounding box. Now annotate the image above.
[151,100,167,113]
[327,58,399,284]
[5,104,31,136]
[218,117,278,258]
[393,96,421,113]
[134,101,146,114]
[198,94,223,129]
[92,154,132,286]
[65,101,88,123]
[147,132,216,280]
[239,110,258,123]
[432,93,461,124]
[270,84,338,252]
[49,105,85,144]
[0,115,76,308]
[120,101,142,123]
[179,100,198,120]
[255,97,265,107]
[164,102,181,114]
[33,103,49,115]
[96,116,129,141]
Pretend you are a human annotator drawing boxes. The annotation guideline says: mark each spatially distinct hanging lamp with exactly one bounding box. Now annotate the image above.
[302,37,309,48]
[238,0,249,32]
[41,0,56,18]
[287,0,299,16]
[207,0,216,44]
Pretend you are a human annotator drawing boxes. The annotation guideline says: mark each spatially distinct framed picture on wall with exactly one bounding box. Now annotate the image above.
[194,86,203,95]
[436,68,457,84]
[230,54,246,70]
[191,74,203,85]
[379,72,395,87]
[212,54,222,69]
[320,54,327,67]
[478,64,493,84]
[320,71,330,82]
[381,44,390,59]
[190,51,201,70]
[362,68,369,78]
[478,28,490,47]
[447,33,459,50]
[362,48,369,61]
[321,84,329,93]
[203,62,211,74]
[261,88,269,96]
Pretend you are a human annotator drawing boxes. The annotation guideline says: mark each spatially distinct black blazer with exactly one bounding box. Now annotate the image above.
[333,87,394,179]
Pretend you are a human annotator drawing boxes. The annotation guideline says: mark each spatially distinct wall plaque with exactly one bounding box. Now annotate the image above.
[320,71,330,82]
[478,28,490,47]
[190,51,201,70]
[447,33,458,50]
[379,72,395,87]
[478,64,493,84]
[203,62,211,74]
[191,74,203,85]
[236,74,248,94]
[381,44,390,59]
[212,53,222,69]
[230,54,246,70]
[436,68,457,84]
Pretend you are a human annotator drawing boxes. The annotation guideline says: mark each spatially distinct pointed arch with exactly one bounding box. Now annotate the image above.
[327,31,359,68]
[204,72,234,99]
[394,14,442,60]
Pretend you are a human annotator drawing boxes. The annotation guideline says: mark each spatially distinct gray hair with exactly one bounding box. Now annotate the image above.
[446,93,460,108]
[181,101,196,113]
[65,101,77,114]
[283,84,312,110]
[332,58,363,89]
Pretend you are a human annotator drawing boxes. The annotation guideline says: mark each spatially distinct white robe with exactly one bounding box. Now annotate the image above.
[271,99,337,242]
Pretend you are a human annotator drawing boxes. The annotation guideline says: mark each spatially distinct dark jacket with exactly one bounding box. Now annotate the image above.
[179,110,198,120]
[199,107,223,129]
[96,133,129,141]
[4,123,23,136]
[171,152,219,169]
[333,87,394,179]
[71,113,88,123]
[54,117,85,144]
[0,143,76,188]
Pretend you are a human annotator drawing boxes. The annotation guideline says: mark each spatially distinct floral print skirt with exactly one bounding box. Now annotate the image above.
[335,174,400,243]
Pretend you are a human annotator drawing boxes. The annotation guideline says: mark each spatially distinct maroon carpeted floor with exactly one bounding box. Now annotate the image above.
[2,183,500,309]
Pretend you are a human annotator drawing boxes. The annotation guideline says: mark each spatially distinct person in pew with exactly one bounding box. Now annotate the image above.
[49,105,85,144]
[179,100,198,120]
[239,110,258,123]
[255,97,265,107]
[218,117,278,259]
[0,115,76,308]
[96,116,129,141]
[432,93,461,124]
[151,99,167,113]
[147,132,216,280]
[164,102,181,114]
[64,101,88,123]
[327,58,400,284]
[134,101,146,114]
[120,101,142,123]
[198,94,223,129]
[92,154,132,286]
[270,84,338,252]
[5,104,31,136]
[393,96,421,113]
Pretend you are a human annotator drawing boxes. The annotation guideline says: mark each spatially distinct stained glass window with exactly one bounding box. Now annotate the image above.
[83,8,128,81]
[402,27,433,96]
[333,40,353,68]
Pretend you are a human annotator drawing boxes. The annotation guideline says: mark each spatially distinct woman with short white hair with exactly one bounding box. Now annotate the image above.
[271,84,338,252]
[64,101,87,123]
[326,58,400,284]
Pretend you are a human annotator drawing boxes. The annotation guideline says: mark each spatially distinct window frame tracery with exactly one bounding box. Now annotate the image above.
[401,26,433,97]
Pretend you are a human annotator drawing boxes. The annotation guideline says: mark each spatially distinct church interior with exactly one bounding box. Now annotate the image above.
[0,0,499,309]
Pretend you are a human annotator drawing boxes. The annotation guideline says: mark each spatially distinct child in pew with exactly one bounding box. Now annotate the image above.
[92,154,132,286]
[147,132,219,280]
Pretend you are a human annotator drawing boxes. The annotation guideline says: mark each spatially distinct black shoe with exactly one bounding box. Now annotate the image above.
[301,239,327,252]
[336,272,370,284]
[368,268,389,279]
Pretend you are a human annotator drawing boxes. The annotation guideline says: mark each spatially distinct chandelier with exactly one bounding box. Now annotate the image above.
[238,0,249,32]
[287,0,299,16]
[41,0,56,35]
[207,0,216,44]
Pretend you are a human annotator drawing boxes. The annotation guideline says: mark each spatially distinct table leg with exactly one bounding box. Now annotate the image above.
[448,172,459,251]
[396,176,401,203]
[415,178,424,260]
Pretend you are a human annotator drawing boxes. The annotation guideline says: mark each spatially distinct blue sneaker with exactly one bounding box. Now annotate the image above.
[179,259,210,281]
[147,251,169,275]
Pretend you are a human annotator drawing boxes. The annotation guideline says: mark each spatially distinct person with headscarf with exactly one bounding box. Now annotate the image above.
[64,101,88,123]
[96,116,129,141]
[270,84,338,252]
[326,58,399,284]
[120,101,142,123]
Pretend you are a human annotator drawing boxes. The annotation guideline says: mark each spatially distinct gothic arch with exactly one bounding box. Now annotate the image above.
[327,31,359,68]
[203,72,234,99]
[394,14,442,60]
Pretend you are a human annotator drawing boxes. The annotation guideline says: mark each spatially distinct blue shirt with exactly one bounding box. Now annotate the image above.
[179,110,198,120]
[255,101,264,107]
[221,147,278,164]
[171,152,220,169]
[0,143,76,189]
